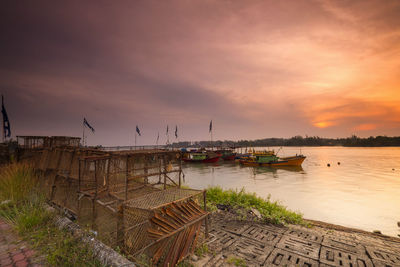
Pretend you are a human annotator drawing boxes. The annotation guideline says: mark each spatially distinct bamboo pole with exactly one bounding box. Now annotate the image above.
[203,190,209,238]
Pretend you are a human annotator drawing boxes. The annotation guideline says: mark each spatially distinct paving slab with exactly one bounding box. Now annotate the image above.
[263,248,319,267]
[0,219,44,267]
[196,212,400,267]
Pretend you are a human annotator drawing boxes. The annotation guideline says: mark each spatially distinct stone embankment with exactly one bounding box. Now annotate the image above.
[196,212,400,267]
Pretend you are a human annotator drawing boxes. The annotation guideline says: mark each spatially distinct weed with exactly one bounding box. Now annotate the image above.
[227,256,247,267]
[176,259,194,267]
[134,254,151,267]
[194,243,209,257]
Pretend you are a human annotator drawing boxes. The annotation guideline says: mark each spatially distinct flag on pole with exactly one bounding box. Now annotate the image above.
[83,118,95,133]
[1,95,11,138]
[175,125,178,138]
[209,120,212,133]
[136,125,141,136]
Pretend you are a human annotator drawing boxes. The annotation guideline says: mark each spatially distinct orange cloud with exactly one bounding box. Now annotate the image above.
[313,121,335,128]
[354,124,377,131]
[301,95,400,135]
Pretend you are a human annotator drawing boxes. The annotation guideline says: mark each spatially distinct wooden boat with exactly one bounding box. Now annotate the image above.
[183,151,221,163]
[234,153,251,162]
[215,149,237,161]
[235,150,274,162]
[239,151,305,166]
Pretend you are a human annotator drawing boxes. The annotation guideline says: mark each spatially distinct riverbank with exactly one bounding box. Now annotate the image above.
[191,210,400,267]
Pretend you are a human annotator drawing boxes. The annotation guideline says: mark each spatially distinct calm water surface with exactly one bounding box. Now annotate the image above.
[183,146,400,237]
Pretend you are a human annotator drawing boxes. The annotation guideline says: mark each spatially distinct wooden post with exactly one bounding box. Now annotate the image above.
[144,156,148,184]
[94,161,98,197]
[163,155,167,190]
[125,155,129,201]
[116,202,124,249]
[203,190,209,238]
[158,155,162,184]
[106,157,111,193]
[77,159,81,220]
[78,159,81,192]
[92,198,97,230]
[49,149,62,201]
[178,153,182,188]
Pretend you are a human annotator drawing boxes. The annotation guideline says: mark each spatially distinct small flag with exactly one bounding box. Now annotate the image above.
[1,95,11,138]
[209,120,212,133]
[175,125,178,138]
[166,125,169,135]
[136,125,141,136]
[83,118,95,133]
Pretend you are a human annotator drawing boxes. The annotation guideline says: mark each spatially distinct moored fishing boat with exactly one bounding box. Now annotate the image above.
[183,151,221,163]
[235,149,274,162]
[239,151,305,166]
[215,149,237,161]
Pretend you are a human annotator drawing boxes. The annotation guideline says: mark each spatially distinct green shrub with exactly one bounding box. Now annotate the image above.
[206,186,304,225]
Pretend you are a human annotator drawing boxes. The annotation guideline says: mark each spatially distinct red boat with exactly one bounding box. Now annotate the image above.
[183,151,221,163]
[217,149,237,161]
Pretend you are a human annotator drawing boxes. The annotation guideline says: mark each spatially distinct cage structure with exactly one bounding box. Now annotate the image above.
[76,149,209,266]
[17,135,81,149]
[18,144,209,266]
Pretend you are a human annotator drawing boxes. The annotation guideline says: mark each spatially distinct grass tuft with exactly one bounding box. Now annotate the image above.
[227,256,247,267]
[206,186,304,225]
[194,243,209,258]
[1,197,53,233]
[176,259,194,267]
[0,163,38,203]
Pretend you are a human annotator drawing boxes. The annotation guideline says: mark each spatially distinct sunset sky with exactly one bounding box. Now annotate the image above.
[1,0,400,145]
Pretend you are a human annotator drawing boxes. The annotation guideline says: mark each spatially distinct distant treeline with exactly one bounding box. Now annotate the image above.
[172,135,400,148]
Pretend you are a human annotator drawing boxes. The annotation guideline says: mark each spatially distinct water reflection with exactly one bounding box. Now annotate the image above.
[250,165,304,174]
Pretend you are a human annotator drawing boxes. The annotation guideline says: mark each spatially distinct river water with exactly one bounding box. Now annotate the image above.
[182,146,400,237]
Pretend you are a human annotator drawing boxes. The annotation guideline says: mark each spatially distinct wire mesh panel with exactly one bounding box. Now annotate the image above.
[58,149,75,175]
[126,188,203,210]
[38,149,52,171]
[123,208,153,254]
[94,201,119,246]
[78,196,95,228]
[51,175,69,208]
[64,179,79,213]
